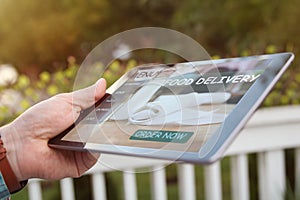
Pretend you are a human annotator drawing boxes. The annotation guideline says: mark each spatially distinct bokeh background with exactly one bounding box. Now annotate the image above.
[0,0,299,199]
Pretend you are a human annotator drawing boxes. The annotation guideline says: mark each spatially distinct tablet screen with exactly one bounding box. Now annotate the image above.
[61,54,279,156]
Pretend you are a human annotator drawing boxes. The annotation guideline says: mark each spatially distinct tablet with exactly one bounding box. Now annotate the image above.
[49,52,294,164]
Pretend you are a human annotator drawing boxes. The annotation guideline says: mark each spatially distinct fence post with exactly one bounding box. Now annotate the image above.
[295,148,300,199]
[150,165,167,200]
[231,154,249,200]
[177,163,196,200]
[123,169,137,200]
[204,161,222,200]
[60,178,75,200]
[28,179,42,200]
[258,150,286,200]
[92,172,107,200]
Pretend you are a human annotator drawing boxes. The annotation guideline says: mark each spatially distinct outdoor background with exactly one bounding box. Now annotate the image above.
[0,0,299,199]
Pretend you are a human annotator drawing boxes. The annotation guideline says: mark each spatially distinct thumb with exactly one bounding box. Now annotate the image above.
[72,78,107,111]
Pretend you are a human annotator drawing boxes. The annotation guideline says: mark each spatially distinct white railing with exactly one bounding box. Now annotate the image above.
[26,105,300,200]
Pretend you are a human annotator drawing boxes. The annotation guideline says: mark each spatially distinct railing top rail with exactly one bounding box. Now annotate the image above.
[244,105,300,127]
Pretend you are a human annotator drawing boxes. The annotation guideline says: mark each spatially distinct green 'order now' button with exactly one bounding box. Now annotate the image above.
[130,129,194,143]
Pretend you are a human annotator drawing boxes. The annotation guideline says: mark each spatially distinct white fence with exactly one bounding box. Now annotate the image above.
[26,105,300,200]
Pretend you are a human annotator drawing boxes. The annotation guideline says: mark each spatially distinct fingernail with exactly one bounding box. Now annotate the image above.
[96,78,105,85]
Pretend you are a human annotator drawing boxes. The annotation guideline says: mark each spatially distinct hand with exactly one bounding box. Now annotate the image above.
[0,78,106,181]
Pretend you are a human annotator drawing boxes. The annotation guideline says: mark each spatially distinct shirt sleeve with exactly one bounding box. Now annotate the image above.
[0,172,10,200]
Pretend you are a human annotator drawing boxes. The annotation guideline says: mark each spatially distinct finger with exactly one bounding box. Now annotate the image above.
[94,78,107,101]
[72,78,107,110]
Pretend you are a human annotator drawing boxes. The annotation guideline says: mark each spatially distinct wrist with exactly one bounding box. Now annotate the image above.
[0,124,24,182]
[0,133,27,193]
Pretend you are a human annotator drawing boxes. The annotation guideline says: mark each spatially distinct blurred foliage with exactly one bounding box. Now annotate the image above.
[0,57,78,125]
[0,0,179,74]
[1,0,300,74]
[0,0,110,73]
[262,46,300,107]
[0,1,299,108]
